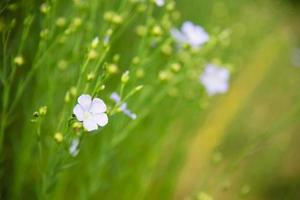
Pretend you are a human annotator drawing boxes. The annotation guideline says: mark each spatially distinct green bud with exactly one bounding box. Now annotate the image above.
[134,85,144,92]
[56,17,66,27]
[40,3,50,14]
[121,70,130,83]
[136,25,147,37]
[113,54,120,62]
[38,106,48,116]
[107,64,118,74]
[87,72,95,81]
[170,63,181,72]
[151,25,163,36]
[91,36,99,48]
[14,55,24,66]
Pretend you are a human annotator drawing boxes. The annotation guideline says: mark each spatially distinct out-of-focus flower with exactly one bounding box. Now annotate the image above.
[69,138,80,157]
[155,0,165,7]
[73,94,108,132]
[110,92,137,120]
[199,64,230,96]
[171,21,209,48]
[291,48,300,68]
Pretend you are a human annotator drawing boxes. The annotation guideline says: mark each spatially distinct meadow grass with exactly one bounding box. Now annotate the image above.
[1,0,300,199]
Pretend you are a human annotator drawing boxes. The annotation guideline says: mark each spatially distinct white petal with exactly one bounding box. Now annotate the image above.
[83,119,98,132]
[110,92,121,103]
[217,68,230,81]
[92,113,108,127]
[69,139,80,157]
[90,98,106,114]
[73,104,84,121]
[182,21,195,34]
[170,28,187,44]
[78,94,92,110]
[155,0,164,7]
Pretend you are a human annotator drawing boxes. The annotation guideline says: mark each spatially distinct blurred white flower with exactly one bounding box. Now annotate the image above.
[73,94,108,132]
[199,64,230,96]
[155,0,165,7]
[291,48,300,68]
[110,92,137,120]
[69,138,80,157]
[171,21,210,48]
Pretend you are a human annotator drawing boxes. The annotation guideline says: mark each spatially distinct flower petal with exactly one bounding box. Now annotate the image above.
[69,139,80,157]
[90,98,106,114]
[83,119,98,132]
[78,94,92,110]
[170,28,187,44]
[73,104,84,121]
[110,92,121,103]
[92,113,108,127]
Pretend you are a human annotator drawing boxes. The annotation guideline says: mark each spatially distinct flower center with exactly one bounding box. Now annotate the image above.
[83,111,92,120]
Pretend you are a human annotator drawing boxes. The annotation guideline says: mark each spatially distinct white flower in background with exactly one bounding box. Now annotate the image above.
[73,94,108,132]
[291,48,300,68]
[171,21,210,48]
[110,92,137,120]
[155,0,165,7]
[199,64,230,96]
[69,138,80,157]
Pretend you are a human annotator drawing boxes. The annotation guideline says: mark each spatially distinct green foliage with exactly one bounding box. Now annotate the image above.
[0,0,300,199]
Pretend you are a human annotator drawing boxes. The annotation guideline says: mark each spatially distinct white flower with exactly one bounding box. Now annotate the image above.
[155,0,165,7]
[171,21,210,48]
[73,94,108,132]
[110,92,137,120]
[69,138,80,157]
[199,64,230,96]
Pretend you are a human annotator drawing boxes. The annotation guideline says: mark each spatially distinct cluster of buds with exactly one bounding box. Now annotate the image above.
[64,17,82,35]
[103,11,124,25]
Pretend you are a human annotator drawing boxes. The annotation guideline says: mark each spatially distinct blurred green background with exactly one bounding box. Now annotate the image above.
[1,0,300,199]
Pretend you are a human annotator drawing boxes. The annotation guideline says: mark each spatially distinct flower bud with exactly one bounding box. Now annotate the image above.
[158,70,172,81]
[58,59,68,70]
[133,85,143,92]
[113,54,120,62]
[91,36,99,48]
[170,63,181,72]
[103,11,114,21]
[88,49,97,60]
[112,14,123,24]
[132,56,140,65]
[14,55,24,66]
[73,17,82,27]
[38,106,47,116]
[107,64,118,74]
[40,3,50,14]
[136,68,144,78]
[87,72,95,81]
[151,25,163,37]
[40,29,49,39]
[121,70,130,83]
[161,44,172,56]
[64,91,70,102]
[54,132,64,143]
[136,25,147,37]
[56,17,66,27]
